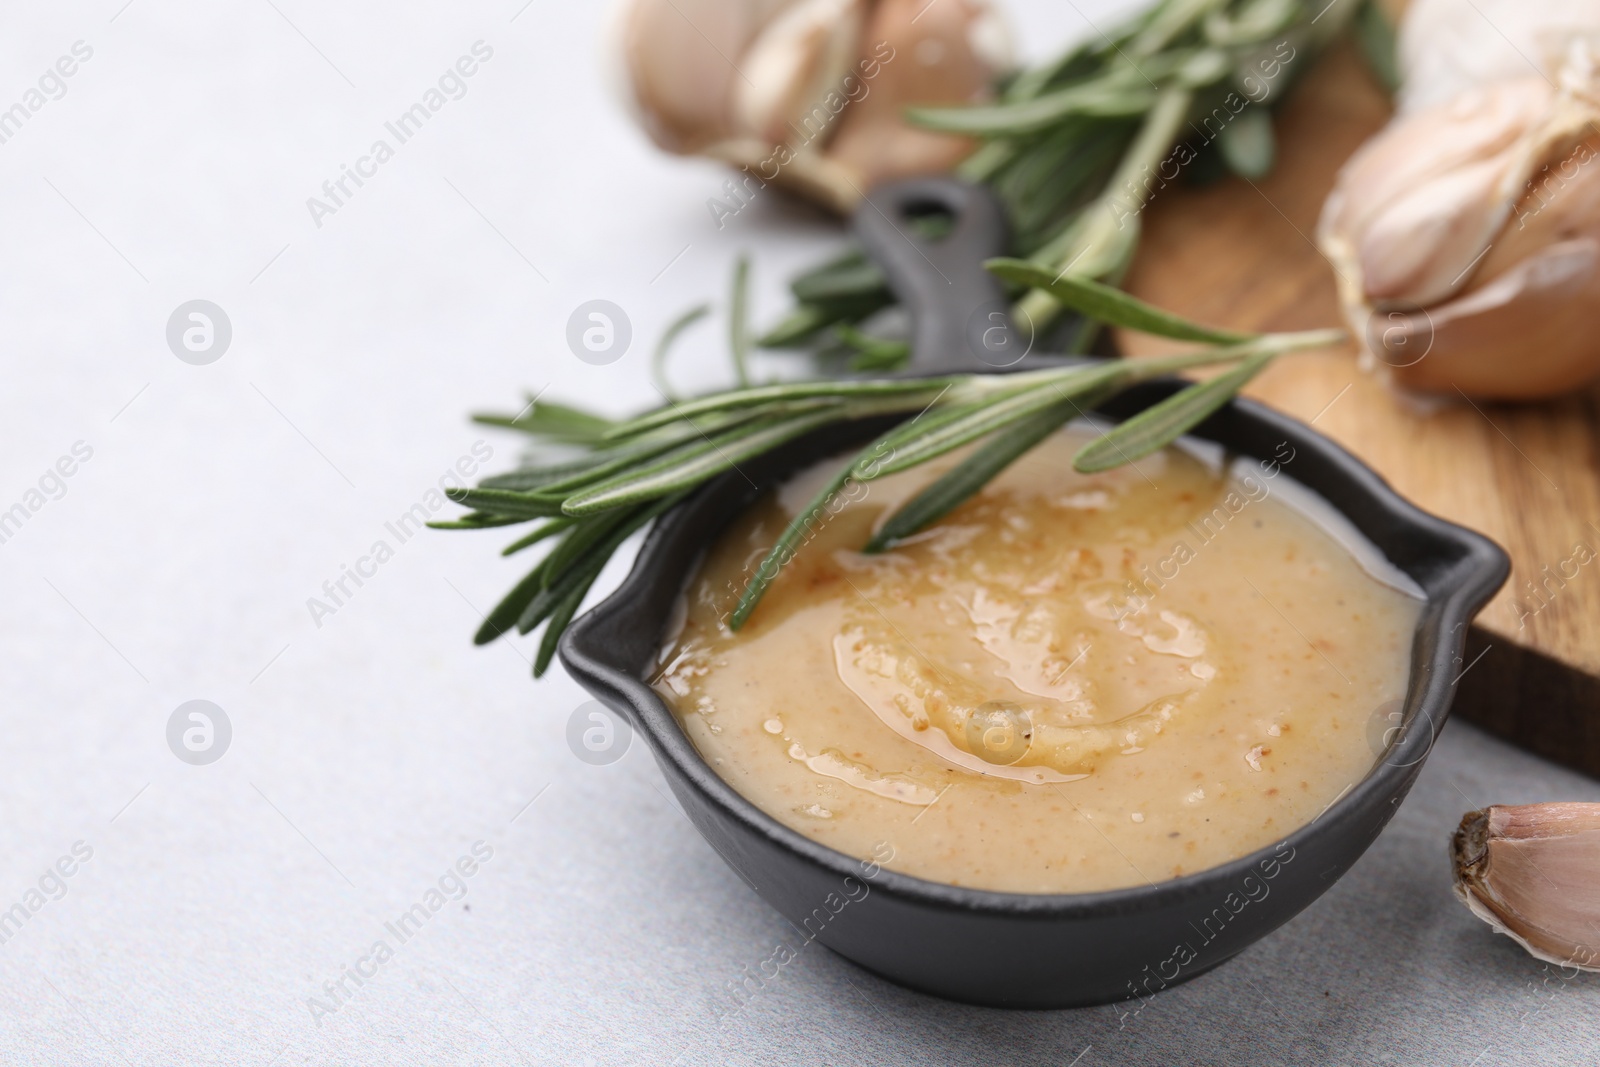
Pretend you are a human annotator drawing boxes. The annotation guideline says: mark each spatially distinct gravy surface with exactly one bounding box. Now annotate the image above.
[653,429,1421,893]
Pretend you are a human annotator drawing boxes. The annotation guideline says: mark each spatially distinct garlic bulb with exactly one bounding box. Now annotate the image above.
[1318,36,1600,398]
[614,0,794,154]
[824,0,1011,192]
[1398,0,1600,114]
[1452,803,1600,971]
[612,0,1011,213]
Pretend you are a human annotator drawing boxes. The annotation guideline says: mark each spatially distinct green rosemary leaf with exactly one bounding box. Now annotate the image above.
[859,398,988,458]
[653,302,710,401]
[790,255,887,303]
[516,403,841,503]
[1000,37,1100,103]
[848,345,911,373]
[425,512,531,530]
[1204,0,1300,46]
[502,518,576,556]
[995,120,1132,246]
[517,552,605,635]
[956,138,1021,183]
[757,303,841,348]
[730,379,1078,629]
[528,409,777,497]
[534,569,599,677]
[538,508,640,589]
[725,346,1298,627]
[1010,85,1191,332]
[758,250,895,348]
[1103,0,1165,48]
[790,247,871,289]
[1073,350,1275,472]
[1177,48,1232,88]
[445,487,569,519]
[472,399,614,444]
[1130,0,1224,57]
[474,559,550,645]
[1217,105,1274,179]
[834,324,910,372]
[730,254,752,388]
[480,455,622,492]
[908,78,1156,136]
[599,378,951,441]
[864,396,1085,553]
[516,493,685,635]
[986,258,1256,344]
[563,408,844,515]
[867,371,1113,477]
[728,462,854,631]
[479,470,577,493]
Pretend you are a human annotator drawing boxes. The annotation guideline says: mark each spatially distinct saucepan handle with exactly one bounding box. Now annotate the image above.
[851,176,1021,374]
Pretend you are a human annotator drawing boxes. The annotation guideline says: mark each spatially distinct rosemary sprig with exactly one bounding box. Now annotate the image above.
[759,0,1363,361]
[435,268,1344,672]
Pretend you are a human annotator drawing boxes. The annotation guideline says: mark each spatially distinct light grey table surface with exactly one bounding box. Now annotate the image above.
[1,1,1596,1064]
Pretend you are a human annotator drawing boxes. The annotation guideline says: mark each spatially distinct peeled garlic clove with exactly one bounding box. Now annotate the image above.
[614,0,794,154]
[734,0,866,147]
[824,0,1010,191]
[1452,803,1600,971]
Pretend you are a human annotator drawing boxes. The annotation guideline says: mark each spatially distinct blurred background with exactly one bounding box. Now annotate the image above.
[1,1,1597,1064]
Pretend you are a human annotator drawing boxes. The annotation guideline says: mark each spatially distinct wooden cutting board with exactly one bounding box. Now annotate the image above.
[1116,41,1600,777]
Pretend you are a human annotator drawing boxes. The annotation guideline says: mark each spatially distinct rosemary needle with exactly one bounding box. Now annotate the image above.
[729,254,753,389]
[652,303,710,401]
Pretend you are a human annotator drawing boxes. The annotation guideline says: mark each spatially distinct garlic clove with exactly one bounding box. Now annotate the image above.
[1355,155,1527,306]
[1452,802,1600,971]
[1319,44,1600,397]
[1387,237,1600,398]
[1473,131,1600,281]
[1321,76,1561,307]
[1322,78,1545,254]
[734,0,867,148]
[614,0,1009,213]
[616,0,796,154]
[823,0,1011,193]
[1388,133,1600,398]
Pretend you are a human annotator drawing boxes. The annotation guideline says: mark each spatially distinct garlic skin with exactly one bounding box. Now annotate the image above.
[1399,0,1600,114]
[612,0,1011,212]
[1318,46,1600,398]
[734,0,867,147]
[615,0,792,154]
[825,0,1005,191]
[1452,803,1600,971]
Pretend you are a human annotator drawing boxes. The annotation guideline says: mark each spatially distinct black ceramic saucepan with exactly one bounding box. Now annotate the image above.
[560,177,1510,1009]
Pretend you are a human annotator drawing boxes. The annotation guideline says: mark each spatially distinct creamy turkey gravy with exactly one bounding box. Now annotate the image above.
[652,428,1422,893]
